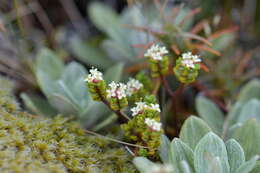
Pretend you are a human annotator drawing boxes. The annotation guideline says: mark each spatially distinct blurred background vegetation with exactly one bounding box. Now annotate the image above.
[0,0,259,135]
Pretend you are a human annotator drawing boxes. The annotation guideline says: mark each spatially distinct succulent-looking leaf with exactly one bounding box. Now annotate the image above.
[36,49,101,123]
[227,102,243,127]
[47,94,77,115]
[237,99,260,123]
[88,2,123,44]
[133,157,157,173]
[179,160,193,173]
[102,40,135,61]
[89,2,134,60]
[159,134,171,163]
[194,132,230,173]
[208,157,223,173]
[226,123,243,140]
[59,62,89,111]
[69,37,111,69]
[235,156,259,173]
[237,79,260,103]
[20,93,57,117]
[36,48,64,95]
[196,96,224,135]
[232,119,260,160]
[179,116,212,150]
[80,101,109,128]
[226,139,245,173]
[170,138,195,173]
[250,161,260,173]
[104,63,124,83]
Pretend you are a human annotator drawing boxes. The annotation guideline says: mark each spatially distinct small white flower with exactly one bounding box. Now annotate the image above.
[144,44,168,61]
[150,103,161,112]
[180,52,201,69]
[106,82,127,99]
[131,102,161,116]
[145,118,162,131]
[84,67,103,83]
[131,102,148,116]
[126,78,143,96]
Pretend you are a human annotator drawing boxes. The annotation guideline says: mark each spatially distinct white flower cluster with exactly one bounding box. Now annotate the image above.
[144,44,168,61]
[180,52,201,69]
[106,82,127,99]
[131,102,161,116]
[126,78,143,96]
[85,67,103,83]
[145,118,162,131]
[150,164,173,173]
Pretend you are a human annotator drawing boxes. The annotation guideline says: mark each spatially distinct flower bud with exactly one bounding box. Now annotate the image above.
[173,52,201,84]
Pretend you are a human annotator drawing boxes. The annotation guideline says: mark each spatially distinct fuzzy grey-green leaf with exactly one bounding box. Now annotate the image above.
[179,116,212,150]
[159,134,171,163]
[237,99,260,123]
[104,63,124,83]
[237,79,260,103]
[133,157,156,173]
[20,93,57,117]
[179,160,193,173]
[170,138,195,173]
[36,48,64,95]
[208,157,224,173]
[196,96,224,135]
[235,156,259,173]
[194,132,230,173]
[226,139,245,173]
[69,37,111,69]
[232,119,260,160]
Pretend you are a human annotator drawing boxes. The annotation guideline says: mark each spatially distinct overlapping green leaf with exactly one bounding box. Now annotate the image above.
[133,157,157,173]
[179,116,212,150]
[196,96,225,135]
[194,132,230,173]
[159,135,171,163]
[237,79,260,103]
[235,156,259,173]
[237,99,260,123]
[232,119,260,159]
[226,139,245,173]
[104,63,124,83]
[170,138,195,173]
[36,49,89,113]
[69,37,111,69]
[20,93,57,117]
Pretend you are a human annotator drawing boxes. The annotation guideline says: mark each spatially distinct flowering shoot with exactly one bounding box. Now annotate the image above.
[106,82,128,110]
[174,52,202,84]
[85,67,106,101]
[145,44,169,77]
[144,44,169,61]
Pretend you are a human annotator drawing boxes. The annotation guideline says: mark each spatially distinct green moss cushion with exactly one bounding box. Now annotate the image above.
[0,77,136,173]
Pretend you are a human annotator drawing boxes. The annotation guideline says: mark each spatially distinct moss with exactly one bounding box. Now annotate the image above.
[0,77,19,113]
[0,77,137,173]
